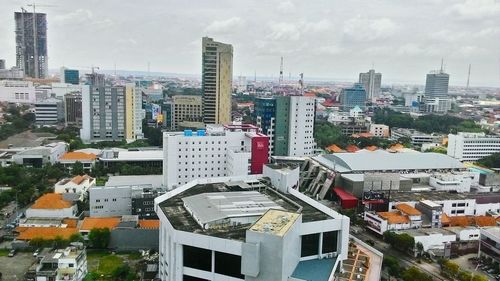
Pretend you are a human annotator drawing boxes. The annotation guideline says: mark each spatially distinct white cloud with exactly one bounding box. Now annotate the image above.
[53,9,93,24]
[447,0,500,20]
[277,1,295,13]
[343,16,398,42]
[302,19,333,33]
[204,17,244,34]
[268,22,301,41]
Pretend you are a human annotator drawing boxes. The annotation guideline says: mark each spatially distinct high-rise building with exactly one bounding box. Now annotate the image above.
[15,10,48,79]
[340,83,367,111]
[64,93,82,127]
[0,59,5,69]
[359,69,381,101]
[424,70,450,113]
[255,96,316,157]
[125,84,144,142]
[202,37,233,125]
[81,82,142,143]
[162,124,269,189]
[171,95,203,130]
[60,67,80,85]
[155,165,350,281]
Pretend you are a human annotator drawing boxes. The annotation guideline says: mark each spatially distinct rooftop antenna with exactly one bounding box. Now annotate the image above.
[254,70,256,83]
[299,73,304,95]
[114,62,117,76]
[279,56,284,85]
[466,64,471,89]
[371,62,375,70]
[440,58,444,73]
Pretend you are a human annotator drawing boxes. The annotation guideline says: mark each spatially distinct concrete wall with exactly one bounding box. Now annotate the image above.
[89,186,132,217]
[109,228,159,251]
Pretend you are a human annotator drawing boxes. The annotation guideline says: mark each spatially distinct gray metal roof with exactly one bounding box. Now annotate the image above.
[105,175,163,188]
[181,191,282,225]
[315,150,464,172]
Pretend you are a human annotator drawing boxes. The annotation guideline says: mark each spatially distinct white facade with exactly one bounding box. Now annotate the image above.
[12,142,68,166]
[163,126,267,189]
[391,128,442,146]
[26,205,77,219]
[54,176,96,201]
[286,96,316,157]
[369,124,389,138]
[0,80,36,104]
[89,186,132,217]
[50,83,83,98]
[36,246,88,281]
[447,132,500,162]
[429,173,473,193]
[154,173,350,281]
[80,85,91,142]
[35,97,64,124]
[389,198,500,217]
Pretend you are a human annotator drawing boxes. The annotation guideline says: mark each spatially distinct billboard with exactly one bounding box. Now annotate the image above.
[151,104,161,120]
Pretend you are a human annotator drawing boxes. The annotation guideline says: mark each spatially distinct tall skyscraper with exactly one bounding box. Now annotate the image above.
[359,69,381,101]
[125,84,144,142]
[64,93,82,127]
[424,70,450,113]
[340,83,367,110]
[255,96,316,157]
[15,10,48,79]
[202,37,233,125]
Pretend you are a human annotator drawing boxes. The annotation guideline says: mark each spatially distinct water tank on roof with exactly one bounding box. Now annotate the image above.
[184,130,193,136]
[197,129,205,136]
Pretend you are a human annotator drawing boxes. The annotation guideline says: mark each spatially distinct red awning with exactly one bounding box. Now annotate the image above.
[333,187,357,201]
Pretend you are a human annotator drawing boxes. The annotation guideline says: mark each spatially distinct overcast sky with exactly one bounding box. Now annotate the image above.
[1,0,499,86]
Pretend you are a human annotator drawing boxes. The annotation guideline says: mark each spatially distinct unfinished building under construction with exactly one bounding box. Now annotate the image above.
[15,10,48,79]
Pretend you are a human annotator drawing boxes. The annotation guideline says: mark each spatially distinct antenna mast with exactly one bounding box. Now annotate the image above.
[466,64,471,89]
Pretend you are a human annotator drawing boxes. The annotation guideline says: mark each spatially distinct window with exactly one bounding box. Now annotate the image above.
[301,233,320,257]
[215,252,244,279]
[322,231,338,254]
[183,245,211,271]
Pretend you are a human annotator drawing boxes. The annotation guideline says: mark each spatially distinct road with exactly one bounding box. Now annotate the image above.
[351,228,447,281]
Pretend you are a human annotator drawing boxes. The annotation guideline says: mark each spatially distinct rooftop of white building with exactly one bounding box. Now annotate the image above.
[157,177,334,241]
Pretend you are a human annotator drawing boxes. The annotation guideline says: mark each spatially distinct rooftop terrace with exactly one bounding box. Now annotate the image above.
[159,178,332,241]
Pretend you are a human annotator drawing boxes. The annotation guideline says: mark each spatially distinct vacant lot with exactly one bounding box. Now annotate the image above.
[0,251,35,280]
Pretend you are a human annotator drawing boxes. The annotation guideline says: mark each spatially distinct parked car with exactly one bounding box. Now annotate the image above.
[8,249,16,257]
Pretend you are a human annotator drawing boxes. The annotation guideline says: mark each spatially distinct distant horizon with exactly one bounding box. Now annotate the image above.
[48,68,500,89]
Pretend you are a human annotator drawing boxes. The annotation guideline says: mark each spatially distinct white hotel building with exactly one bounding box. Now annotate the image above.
[447,132,500,162]
[162,124,269,190]
[155,164,350,281]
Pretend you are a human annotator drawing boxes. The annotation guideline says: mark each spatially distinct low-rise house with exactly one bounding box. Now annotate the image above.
[58,152,97,172]
[364,203,422,235]
[34,245,87,281]
[54,175,96,201]
[79,217,121,237]
[25,193,78,218]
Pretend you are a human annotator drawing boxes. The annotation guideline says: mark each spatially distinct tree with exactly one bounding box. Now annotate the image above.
[401,266,433,281]
[69,233,84,243]
[383,256,402,277]
[88,228,111,249]
[71,161,84,176]
[415,242,424,257]
[441,260,460,278]
[477,152,500,169]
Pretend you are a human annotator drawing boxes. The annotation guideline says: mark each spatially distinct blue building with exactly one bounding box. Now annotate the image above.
[340,83,366,110]
[254,97,276,137]
[61,68,79,85]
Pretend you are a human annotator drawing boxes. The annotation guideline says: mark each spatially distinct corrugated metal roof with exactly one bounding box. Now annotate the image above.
[317,150,464,172]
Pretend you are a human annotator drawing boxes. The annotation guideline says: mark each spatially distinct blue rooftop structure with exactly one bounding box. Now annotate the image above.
[291,257,336,281]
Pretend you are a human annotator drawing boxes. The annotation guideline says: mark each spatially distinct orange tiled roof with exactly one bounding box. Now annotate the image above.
[395,204,422,216]
[59,152,97,161]
[80,217,121,231]
[138,220,160,229]
[365,145,378,151]
[389,144,404,151]
[441,213,451,225]
[63,218,78,228]
[16,227,78,240]
[377,212,410,224]
[71,175,93,185]
[31,193,73,209]
[475,216,497,227]
[326,144,344,153]
[304,92,316,97]
[352,133,373,138]
[346,144,360,153]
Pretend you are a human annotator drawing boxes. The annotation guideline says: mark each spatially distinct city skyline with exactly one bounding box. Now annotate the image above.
[0,0,499,86]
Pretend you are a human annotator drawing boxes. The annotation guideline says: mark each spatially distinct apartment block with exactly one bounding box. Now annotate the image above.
[447,132,500,162]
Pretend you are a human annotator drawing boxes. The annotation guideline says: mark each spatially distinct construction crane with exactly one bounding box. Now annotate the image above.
[25,2,56,78]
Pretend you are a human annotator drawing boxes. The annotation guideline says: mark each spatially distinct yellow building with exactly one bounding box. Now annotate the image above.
[125,83,143,142]
[202,37,233,125]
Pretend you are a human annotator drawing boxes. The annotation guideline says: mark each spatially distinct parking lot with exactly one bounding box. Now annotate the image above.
[0,251,36,280]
